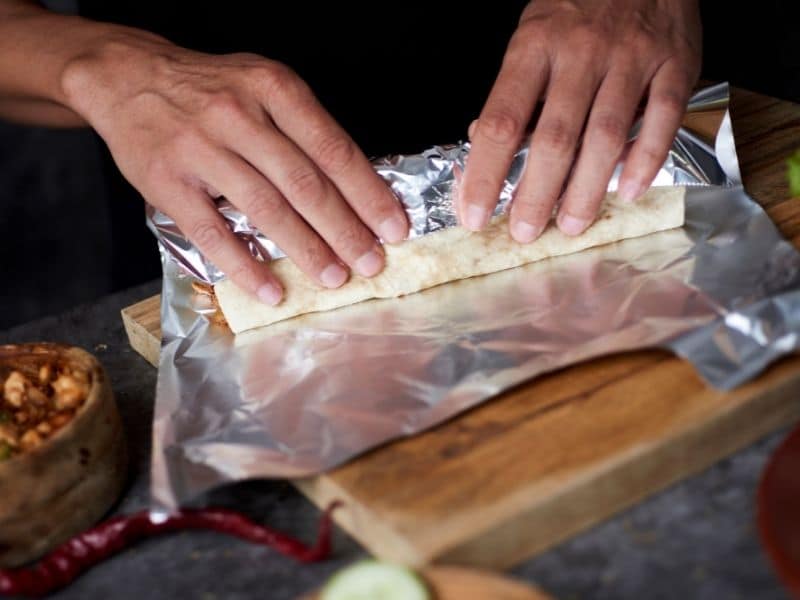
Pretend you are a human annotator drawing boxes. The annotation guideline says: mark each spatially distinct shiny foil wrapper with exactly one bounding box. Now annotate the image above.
[148,83,800,509]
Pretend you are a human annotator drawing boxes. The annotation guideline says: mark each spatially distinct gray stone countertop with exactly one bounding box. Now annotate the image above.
[2,280,795,600]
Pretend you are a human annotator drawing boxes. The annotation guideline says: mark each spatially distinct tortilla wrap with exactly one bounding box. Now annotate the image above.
[215,187,685,334]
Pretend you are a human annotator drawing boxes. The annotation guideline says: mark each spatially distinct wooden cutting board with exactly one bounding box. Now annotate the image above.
[122,87,800,569]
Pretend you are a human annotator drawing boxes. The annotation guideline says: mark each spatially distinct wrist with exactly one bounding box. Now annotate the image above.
[60,25,171,127]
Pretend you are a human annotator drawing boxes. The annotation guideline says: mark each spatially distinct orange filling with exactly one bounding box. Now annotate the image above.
[0,362,90,460]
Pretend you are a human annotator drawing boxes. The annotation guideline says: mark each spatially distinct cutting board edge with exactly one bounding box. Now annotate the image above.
[295,475,435,568]
[121,296,161,367]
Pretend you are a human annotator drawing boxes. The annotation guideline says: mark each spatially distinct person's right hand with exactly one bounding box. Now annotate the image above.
[61,33,409,305]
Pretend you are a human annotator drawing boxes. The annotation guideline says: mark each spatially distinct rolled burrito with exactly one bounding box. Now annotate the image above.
[215,187,685,334]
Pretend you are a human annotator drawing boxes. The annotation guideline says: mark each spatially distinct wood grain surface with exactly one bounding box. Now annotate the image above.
[122,87,800,569]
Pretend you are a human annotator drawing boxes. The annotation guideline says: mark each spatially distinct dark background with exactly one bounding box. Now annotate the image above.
[2,1,798,329]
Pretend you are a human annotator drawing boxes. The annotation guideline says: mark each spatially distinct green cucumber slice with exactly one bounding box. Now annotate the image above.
[321,560,430,600]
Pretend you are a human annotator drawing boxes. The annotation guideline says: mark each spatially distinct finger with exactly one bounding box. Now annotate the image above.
[556,65,645,235]
[467,119,478,141]
[257,66,408,244]
[196,146,352,289]
[217,112,386,279]
[510,61,602,242]
[457,45,547,231]
[618,59,691,202]
[166,184,285,305]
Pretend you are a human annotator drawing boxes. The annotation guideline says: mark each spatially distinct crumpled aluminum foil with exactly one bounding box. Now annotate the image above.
[148,83,800,510]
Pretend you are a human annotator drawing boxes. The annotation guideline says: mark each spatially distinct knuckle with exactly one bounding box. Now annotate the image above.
[171,128,208,156]
[514,18,545,43]
[143,154,172,184]
[506,21,545,62]
[562,195,602,221]
[651,89,686,116]
[536,118,577,155]
[227,51,262,64]
[261,62,305,100]
[469,175,504,202]
[637,144,667,168]
[333,224,370,255]
[365,193,398,224]
[225,261,259,289]
[629,30,660,59]
[514,196,553,224]
[206,91,247,120]
[240,185,284,224]
[286,166,327,206]
[314,134,356,175]
[478,107,525,146]
[569,24,611,58]
[299,240,330,272]
[190,219,227,254]
[591,113,629,148]
[611,54,638,77]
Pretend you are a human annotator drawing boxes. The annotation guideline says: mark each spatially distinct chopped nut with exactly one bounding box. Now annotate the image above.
[25,404,43,422]
[0,358,87,458]
[38,363,53,384]
[5,390,21,407]
[20,429,42,451]
[4,371,27,391]
[4,371,28,407]
[52,373,88,410]
[26,386,48,406]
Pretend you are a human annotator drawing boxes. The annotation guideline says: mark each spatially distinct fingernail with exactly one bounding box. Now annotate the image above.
[619,180,644,203]
[320,263,348,288]
[464,204,489,231]
[511,220,542,243]
[354,248,384,277]
[379,215,407,244]
[558,214,590,236]
[257,282,283,306]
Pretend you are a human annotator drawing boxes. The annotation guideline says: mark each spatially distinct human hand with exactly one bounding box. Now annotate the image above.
[459,0,701,241]
[62,34,408,304]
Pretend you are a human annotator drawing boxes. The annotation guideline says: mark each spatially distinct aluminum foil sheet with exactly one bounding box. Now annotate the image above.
[149,83,800,509]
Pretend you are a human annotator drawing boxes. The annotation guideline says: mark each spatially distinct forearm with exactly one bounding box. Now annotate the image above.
[0,1,165,127]
[0,98,88,127]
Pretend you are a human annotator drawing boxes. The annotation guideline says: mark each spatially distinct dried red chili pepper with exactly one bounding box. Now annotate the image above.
[0,501,340,597]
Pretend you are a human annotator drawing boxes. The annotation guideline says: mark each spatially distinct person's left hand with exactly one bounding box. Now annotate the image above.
[458,0,701,242]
